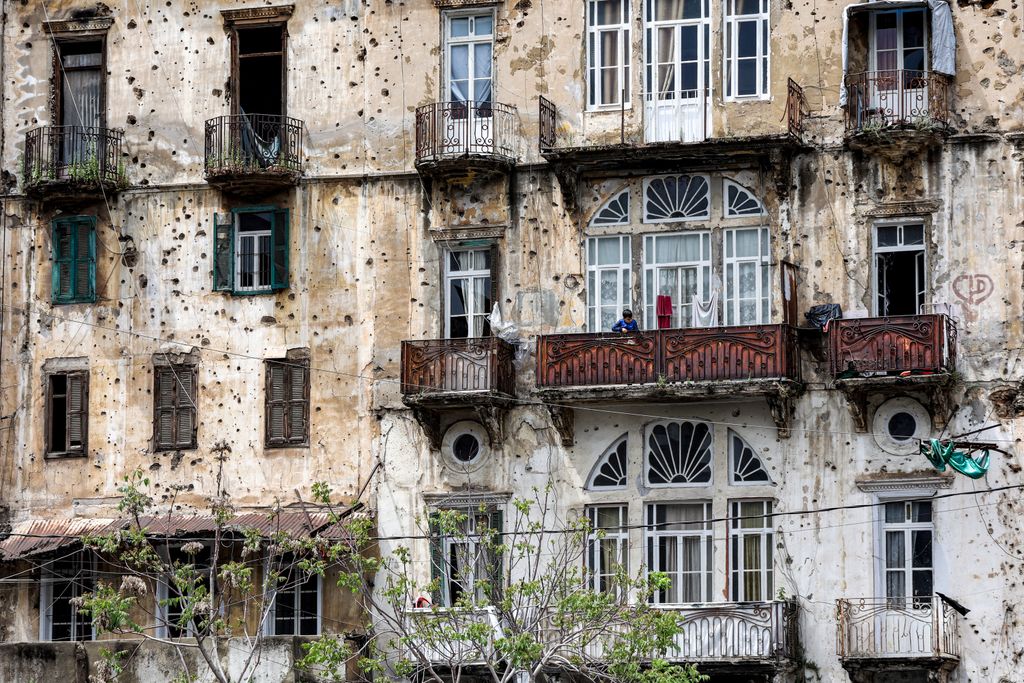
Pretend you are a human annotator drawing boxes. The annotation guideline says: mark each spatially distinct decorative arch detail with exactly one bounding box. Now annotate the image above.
[645,420,713,486]
[643,175,710,223]
[723,178,766,217]
[729,430,773,484]
[591,189,630,226]
[587,434,628,490]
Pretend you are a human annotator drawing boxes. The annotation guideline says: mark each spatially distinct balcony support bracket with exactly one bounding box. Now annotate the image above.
[834,376,957,433]
[545,405,575,447]
[472,405,506,448]
[410,406,444,451]
[766,393,795,439]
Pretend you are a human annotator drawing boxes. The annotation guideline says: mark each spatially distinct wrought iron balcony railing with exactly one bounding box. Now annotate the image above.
[414,100,517,167]
[401,337,516,397]
[844,70,952,134]
[829,314,956,378]
[23,126,125,196]
[204,114,303,180]
[836,596,961,660]
[536,325,799,389]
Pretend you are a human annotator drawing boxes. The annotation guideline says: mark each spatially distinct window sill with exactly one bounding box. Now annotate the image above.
[723,95,771,104]
[586,105,633,114]
[44,452,88,460]
[265,442,310,450]
[52,298,97,306]
[229,289,283,297]
[153,445,198,453]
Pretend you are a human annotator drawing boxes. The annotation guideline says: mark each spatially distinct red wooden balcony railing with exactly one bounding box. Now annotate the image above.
[829,314,956,378]
[536,325,798,389]
[401,337,515,397]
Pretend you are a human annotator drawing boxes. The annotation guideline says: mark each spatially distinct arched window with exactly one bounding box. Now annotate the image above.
[587,434,628,490]
[643,175,710,223]
[591,189,630,226]
[645,421,712,485]
[729,430,773,484]
[723,178,766,217]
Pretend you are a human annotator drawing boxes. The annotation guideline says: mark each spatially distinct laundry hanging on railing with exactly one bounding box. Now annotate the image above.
[240,109,282,168]
[656,294,673,329]
[692,292,718,328]
[920,439,990,479]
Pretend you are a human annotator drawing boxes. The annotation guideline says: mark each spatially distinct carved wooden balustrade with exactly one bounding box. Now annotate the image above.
[836,596,961,660]
[536,325,798,389]
[401,338,515,397]
[829,314,956,378]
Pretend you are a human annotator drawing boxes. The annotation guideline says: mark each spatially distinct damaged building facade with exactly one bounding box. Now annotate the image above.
[0,0,1022,681]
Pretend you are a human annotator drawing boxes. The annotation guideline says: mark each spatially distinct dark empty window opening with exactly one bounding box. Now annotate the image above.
[235,25,285,118]
[888,412,917,442]
[874,223,926,317]
[41,552,94,641]
[452,433,481,463]
[46,371,88,456]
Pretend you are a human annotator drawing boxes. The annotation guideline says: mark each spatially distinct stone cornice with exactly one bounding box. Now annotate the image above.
[433,0,499,7]
[864,199,942,218]
[855,473,954,493]
[221,5,295,24]
[430,226,506,241]
[422,491,511,507]
[44,17,114,35]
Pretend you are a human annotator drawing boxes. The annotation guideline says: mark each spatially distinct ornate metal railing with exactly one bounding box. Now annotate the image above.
[415,100,517,165]
[204,114,303,178]
[401,337,515,396]
[836,596,961,659]
[844,70,952,133]
[23,126,124,191]
[829,314,956,377]
[536,325,798,389]
[786,78,808,138]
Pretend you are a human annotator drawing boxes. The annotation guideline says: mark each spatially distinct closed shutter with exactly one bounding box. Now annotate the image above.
[66,372,87,453]
[265,360,308,447]
[486,509,504,603]
[288,364,307,443]
[155,368,176,449]
[266,363,287,444]
[52,222,73,302]
[428,513,444,605]
[175,369,195,448]
[271,209,289,290]
[74,220,95,301]
[213,213,234,291]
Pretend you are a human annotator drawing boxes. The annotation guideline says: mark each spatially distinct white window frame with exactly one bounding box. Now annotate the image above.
[235,217,272,293]
[263,555,323,636]
[729,499,773,601]
[585,504,630,594]
[645,501,714,604]
[155,543,215,639]
[587,0,632,110]
[40,552,95,642]
[728,429,774,486]
[723,227,771,326]
[444,247,492,339]
[875,495,934,605]
[443,9,495,104]
[642,174,711,224]
[869,8,929,76]
[872,221,926,317]
[724,0,771,101]
[587,235,632,332]
[642,231,712,329]
[435,504,502,607]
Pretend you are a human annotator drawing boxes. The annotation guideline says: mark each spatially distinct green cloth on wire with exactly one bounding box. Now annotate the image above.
[921,439,990,479]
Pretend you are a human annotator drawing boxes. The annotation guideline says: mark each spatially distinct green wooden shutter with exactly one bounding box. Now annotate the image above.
[271,209,289,290]
[428,513,444,605]
[66,372,87,453]
[213,213,234,291]
[75,220,96,301]
[52,221,73,303]
[266,362,286,445]
[486,508,504,603]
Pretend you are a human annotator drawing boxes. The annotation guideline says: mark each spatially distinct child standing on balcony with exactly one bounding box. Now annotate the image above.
[612,309,639,333]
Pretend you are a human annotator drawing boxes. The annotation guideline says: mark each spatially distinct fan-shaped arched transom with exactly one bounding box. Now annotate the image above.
[643,175,710,223]
[587,434,628,490]
[723,179,766,217]
[591,189,630,226]
[729,430,773,484]
[645,421,713,486]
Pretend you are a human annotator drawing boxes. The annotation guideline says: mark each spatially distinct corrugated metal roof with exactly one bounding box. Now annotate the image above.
[137,512,333,538]
[0,518,119,561]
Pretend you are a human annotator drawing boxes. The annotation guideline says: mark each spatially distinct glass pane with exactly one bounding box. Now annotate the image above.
[737,21,757,58]
[474,15,493,35]
[449,279,467,316]
[912,501,932,523]
[903,224,925,245]
[903,11,926,48]
[911,530,932,568]
[885,530,905,568]
[597,236,623,265]
[886,570,905,599]
[450,17,470,37]
[884,501,905,523]
[737,59,756,95]
[912,570,933,598]
[595,0,623,26]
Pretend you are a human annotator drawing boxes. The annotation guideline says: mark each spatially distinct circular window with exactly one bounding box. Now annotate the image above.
[441,421,489,471]
[872,398,930,455]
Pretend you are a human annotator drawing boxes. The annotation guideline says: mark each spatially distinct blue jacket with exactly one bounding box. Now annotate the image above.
[612,318,639,332]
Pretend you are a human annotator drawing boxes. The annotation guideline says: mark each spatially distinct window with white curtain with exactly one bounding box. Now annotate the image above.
[643,232,711,329]
[587,235,632,332]
[445,248,492,338]
[723,227,770,325]
[646,502,713,604]
[445,12,494,105]
[588,0,631,108]
[724,0,770,99]
[586,505,630,595]
[882,500,933,607]
[729,499,773,601]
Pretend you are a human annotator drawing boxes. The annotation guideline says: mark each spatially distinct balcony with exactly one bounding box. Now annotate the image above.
[401,337,516,447]
[23,126,126,204]
[414,100,517,176]
[403,607,502,666]
[837,596,961,682]
[204,114,303,195]
[844,71,953,153]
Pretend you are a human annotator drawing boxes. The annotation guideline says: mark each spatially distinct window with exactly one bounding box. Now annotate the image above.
[430,505,503,607]
[153,364,197,451]
[723,178,765,217]
[587,235,632,332]
[724,0,770,99]
[586,505,629,594]
[643,232,711,328]
[646,502,713,604]
[54,38,105,149]
[40,552,94,641]
[233,24,286,118]
[587,0,631,108]
[723,227,770,326]
[645,420,713,486]
[265,359,309,447]
[445,12,494,105]
[643,175,710,222]
[587,434,629,490]
[592,189,631,225]
[51,216,96,304]
[46,371,88,457]
[444,247,493,338]
[156,544,213,638]
[874,222,925,316]
[882,500,933,605]
[870,9,928,83]
[213,208,289,294]
[729,430,772,484]
[729,499,773,601]
[267,554,320,636]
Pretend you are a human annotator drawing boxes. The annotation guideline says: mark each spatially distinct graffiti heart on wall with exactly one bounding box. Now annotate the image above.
[952,274,994,322]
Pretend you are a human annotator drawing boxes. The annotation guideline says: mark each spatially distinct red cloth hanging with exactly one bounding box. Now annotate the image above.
[656,295,673,329]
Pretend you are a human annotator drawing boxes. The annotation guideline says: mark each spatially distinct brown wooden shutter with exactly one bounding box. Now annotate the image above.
[66,372,87,453]
[155,368,175,449]
[288,364,307,444]
[266,363,286,445]
[175,369,195,448]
